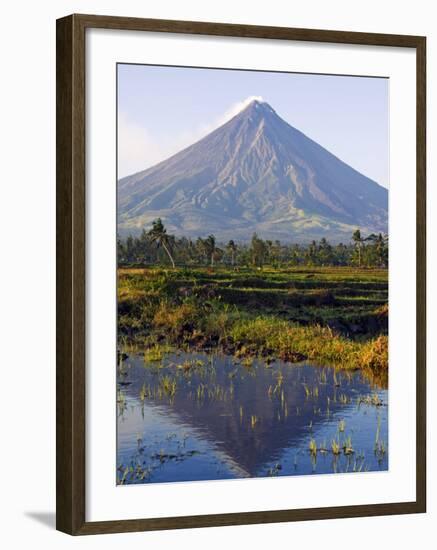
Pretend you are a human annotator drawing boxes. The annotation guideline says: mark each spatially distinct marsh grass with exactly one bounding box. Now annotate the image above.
[143,343,173,362]
[158,375,177,398]
[331,439,341,455]
[118,266,388,375]
[228,317,388,372]
[303,384,319,399]
[309,438,317,456]
[343,436,354,455]
[339,393,351,404]
[319,369,328,384]
[357,393,384,407]
[374,414,387,459]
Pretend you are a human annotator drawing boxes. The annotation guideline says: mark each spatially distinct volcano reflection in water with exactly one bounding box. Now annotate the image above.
[117,351,388,484]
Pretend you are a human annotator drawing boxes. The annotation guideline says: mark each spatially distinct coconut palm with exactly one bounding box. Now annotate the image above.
[250,233,267,267]
[148,218,175,268]
[226,240,237,266]
[365,232,388,267]
[195,237,207,265]
[203,235,217,267]
[352,229,364,267]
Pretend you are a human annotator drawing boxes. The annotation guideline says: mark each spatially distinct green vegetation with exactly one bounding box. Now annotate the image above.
[118,219,388,379]
[117,223,389,484]
[118,263,388,378]
[118,225,388,269]
[147,218,176,268]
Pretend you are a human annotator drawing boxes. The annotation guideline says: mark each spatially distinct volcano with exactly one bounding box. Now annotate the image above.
[117,99,388,242]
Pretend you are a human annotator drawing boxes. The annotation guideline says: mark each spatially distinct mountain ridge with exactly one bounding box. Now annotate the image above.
[118,99,388,243]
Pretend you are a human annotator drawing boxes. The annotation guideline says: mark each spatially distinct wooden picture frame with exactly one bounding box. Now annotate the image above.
[56,13,426,535]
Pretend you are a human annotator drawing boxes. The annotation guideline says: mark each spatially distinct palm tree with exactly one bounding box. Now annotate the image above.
[306,240,317,265]
[352,229,364,267]
[365,232,388,267]
[250,233,267,267]
[204,235,217,267]
[226,240,237,266]
[212,246,224,266]
[318,237,333,266]
[272,239,282,265]
[265,240,273,263]
[148,218,175,268]
[195,237,207,264]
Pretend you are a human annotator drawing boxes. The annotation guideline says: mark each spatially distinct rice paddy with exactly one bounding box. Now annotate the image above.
[117,265,388,484]
[117,350,388,484]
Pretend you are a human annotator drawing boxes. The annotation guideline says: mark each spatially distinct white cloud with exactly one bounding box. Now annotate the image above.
[117,112,167,178]
[215,95,265,126]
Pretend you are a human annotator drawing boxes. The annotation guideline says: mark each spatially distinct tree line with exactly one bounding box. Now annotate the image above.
[118,219,388,268]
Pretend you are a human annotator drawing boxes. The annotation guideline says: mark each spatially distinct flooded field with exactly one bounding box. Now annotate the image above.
[117,351,388,484]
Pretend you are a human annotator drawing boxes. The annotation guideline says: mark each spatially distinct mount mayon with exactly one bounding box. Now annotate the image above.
[118,99,388,243]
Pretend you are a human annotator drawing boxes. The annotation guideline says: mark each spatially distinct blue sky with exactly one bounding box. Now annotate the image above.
[118,64,389,188]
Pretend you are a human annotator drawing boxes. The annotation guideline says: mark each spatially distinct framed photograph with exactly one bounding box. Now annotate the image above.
[56,14,426,535]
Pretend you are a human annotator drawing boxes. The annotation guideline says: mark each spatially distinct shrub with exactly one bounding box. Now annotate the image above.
[358,335,388,371]
[152,302,197,332]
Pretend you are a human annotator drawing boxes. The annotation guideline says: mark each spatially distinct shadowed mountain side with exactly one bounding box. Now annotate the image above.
[118,100,388,242]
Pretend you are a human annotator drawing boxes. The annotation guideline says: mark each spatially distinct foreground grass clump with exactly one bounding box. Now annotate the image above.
[358,336,388,371]
[229,316,387,371]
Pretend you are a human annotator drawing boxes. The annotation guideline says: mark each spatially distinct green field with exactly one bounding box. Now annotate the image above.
[118,266,388,384]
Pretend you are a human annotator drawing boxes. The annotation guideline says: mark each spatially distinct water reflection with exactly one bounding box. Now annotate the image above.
[117,352,388,484]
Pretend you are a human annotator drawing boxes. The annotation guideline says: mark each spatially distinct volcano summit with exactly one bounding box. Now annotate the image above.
[117,99,388,242]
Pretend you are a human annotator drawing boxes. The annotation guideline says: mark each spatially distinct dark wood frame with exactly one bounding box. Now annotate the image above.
[56,13,427,535]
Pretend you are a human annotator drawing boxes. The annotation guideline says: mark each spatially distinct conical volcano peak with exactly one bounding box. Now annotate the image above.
[231,99,279,132]
[247,98,265,107]
[118,96,388,243]
[240,98,275,116]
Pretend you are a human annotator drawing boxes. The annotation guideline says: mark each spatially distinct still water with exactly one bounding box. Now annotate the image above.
[117,351,388,484]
